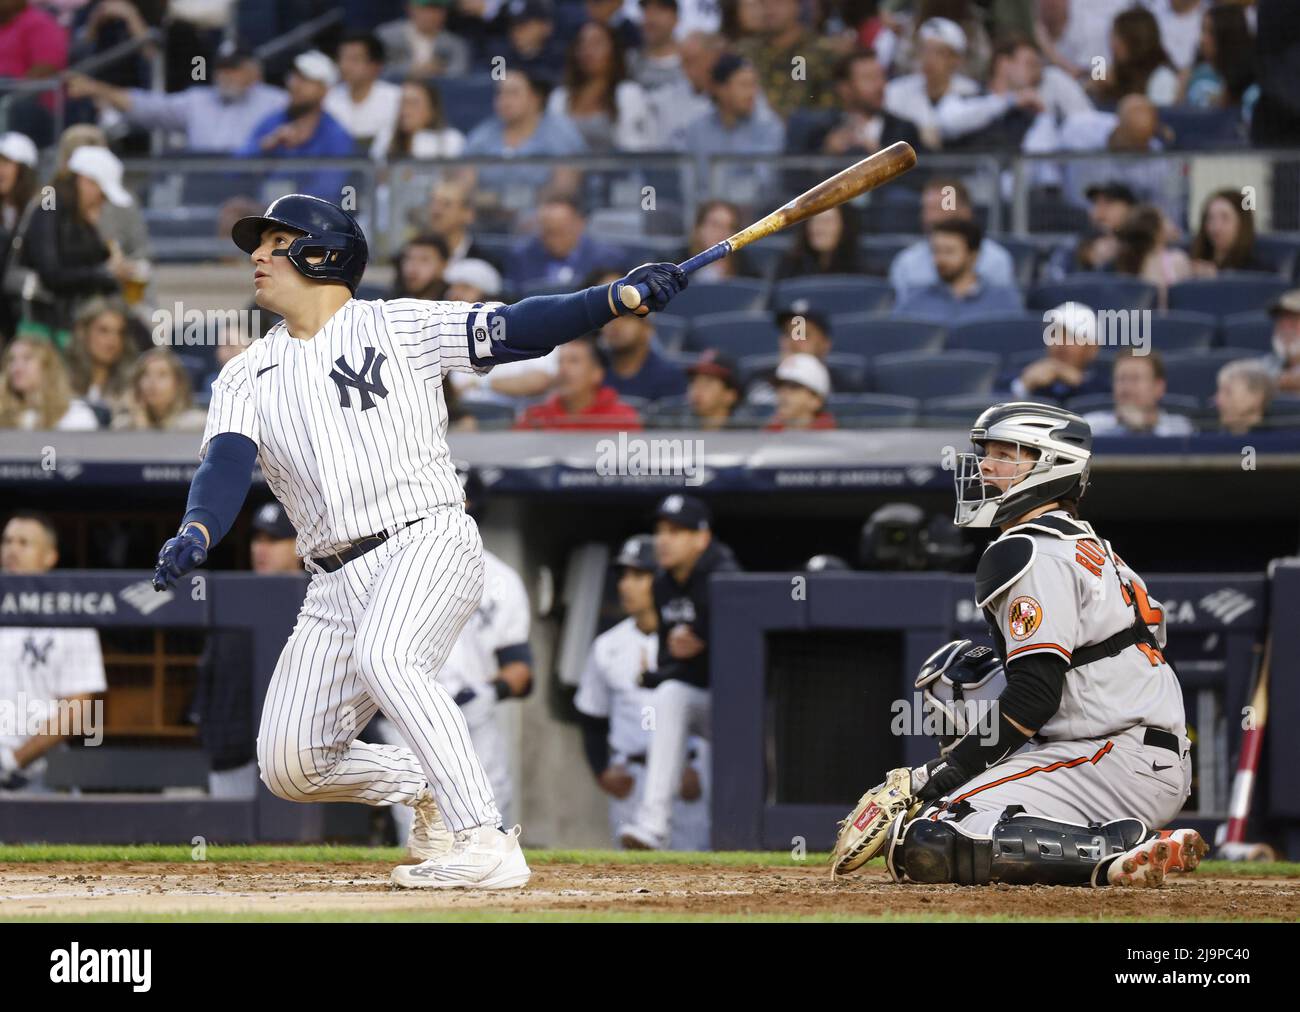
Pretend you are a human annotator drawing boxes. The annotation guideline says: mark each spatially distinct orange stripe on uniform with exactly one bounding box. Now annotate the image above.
[1005,642,1072,661]
[950,740,1114,806]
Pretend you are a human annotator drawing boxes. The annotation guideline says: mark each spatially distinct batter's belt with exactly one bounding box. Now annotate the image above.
[311,519,421,573]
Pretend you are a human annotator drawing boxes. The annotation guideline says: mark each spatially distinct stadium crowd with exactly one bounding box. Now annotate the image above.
[0,0,1297,436]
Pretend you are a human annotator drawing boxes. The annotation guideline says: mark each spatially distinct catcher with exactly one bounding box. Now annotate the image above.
[832,403,1207,888]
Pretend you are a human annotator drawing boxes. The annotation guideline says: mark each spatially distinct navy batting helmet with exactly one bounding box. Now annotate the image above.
[232,194,368,293]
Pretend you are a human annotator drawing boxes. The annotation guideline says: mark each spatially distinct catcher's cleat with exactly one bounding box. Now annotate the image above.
[1106,838,1172,888]
[1157,828,1208,874]
[831,768,921,877]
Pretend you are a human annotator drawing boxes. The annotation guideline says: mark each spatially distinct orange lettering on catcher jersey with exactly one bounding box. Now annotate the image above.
[1075,539,1106,578]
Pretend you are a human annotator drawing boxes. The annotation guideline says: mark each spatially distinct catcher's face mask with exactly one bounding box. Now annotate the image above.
[954,440,1045,528]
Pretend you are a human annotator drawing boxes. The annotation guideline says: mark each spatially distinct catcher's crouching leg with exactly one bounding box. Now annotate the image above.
[885,809,1149,886]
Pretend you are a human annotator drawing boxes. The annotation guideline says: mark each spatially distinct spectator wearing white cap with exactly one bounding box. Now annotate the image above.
[13,144,139,339]
[444,257,504,302]
[1257,290,1300,395]
[882,1,994,81]
[765,353,834,431]
[884,17,1045,150]
[1008,300,1111,403]
[324,32,402,150]
[66,43,288,153]
[237,50,354,200]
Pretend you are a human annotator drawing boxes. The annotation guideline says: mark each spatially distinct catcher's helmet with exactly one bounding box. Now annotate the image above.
[954,402,1092,528]
[231,194,368,293]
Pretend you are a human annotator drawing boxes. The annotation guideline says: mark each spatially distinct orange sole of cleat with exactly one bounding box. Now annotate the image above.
[1112,840,1170,887]
[1157,829,1208,873]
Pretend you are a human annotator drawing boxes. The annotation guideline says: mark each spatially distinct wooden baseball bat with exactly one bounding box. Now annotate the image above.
[619,141,918,311]
[1219,633,1270,857]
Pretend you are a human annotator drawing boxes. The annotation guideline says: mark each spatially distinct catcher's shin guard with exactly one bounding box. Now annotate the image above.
[888,810,1147,885]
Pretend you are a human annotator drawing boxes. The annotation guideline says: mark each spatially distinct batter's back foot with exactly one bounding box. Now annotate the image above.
[391,824,531,889]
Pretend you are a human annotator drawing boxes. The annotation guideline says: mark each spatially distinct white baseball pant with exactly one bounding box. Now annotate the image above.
[256,507,500,833]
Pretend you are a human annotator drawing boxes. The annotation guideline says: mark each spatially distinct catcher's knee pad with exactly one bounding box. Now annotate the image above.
[889,817,992,884]
[989,813,1147,886]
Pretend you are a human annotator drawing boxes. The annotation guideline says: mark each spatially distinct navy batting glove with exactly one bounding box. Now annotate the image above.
[153,525,208,591]
[452,688,477,707]
[610,262,688,317]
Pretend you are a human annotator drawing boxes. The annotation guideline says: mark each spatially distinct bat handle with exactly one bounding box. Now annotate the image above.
[618,242,731,311]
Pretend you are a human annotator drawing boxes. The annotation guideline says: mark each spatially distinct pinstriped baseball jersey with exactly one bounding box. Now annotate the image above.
[201,298,503,559]
[976,511,1186,743]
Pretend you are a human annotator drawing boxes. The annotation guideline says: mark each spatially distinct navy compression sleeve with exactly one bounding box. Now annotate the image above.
[181,432,258,546]
[470,286,616,366]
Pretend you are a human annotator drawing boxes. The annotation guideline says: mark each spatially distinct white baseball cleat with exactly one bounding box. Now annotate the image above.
[617,823,664,851]
[1157,828,1208,874]
[406,787,454,862]
[391,824,531,890]
[1106,837,1172,888]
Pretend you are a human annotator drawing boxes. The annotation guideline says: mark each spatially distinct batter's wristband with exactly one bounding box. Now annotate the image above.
[493,678,511,701]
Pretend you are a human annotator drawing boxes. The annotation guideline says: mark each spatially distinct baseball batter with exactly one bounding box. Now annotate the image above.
[575,535,710,850]
[833,403,1207,887]
[152,194,687,889]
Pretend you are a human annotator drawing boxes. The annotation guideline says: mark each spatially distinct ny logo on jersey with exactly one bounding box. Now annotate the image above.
[330,347,389,411]
[22,635,53,668]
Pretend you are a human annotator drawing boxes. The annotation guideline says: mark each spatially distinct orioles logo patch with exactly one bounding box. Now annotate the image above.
[1008,596,1043,640]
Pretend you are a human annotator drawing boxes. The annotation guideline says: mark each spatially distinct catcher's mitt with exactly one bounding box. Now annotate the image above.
[830,767,921,877]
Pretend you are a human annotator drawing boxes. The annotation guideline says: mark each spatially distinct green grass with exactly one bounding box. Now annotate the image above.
[0,844,1296,877]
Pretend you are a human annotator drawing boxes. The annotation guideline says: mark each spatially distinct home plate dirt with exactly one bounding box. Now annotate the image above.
[2,862,1297,919]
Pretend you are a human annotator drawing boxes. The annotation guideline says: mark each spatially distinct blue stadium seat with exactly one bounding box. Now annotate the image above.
[661,278,769,319]
[1027,277,1157,312]
[1064,393,1115,414]
[871,351,1000,399]
[436,77,498,135]
[1146,311,1217,354]
[920,393,1005,427]
[1167,275,1291,317]
[947,313,1045,357]
[858,235,914,277]
[685,311,779,357]
[1218,312,1274,352]
[354,283,387,301]
[826,393,920,428]
[830,313,945,357]
[1159,107,1246,150]
[1162,348,1260,399]
[1266,395,1300,429]
[990,235,1039,287]
[642,395,693,429]
[462,401,517,430]
[651,315,689,354]
[773,275,893,316]
[1253,235,1300,281]
[860,194,922,234]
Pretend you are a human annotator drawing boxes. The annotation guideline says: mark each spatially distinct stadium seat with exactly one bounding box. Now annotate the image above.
[642,394,693,429]
[826,393,920,428]
[462,400,517,430]
[353,283,387,301]
[946,313,1045,357]
[772,275,893,316]
[685,311,779,357]
[1159,107,1246,150]
[1167,275,1291,318]
[1146,311,1217,354]
[1064,393,1115,414]
[1162,348,1260,399]
[743,238,790,280]
[830,314,946,357]
[1027,277,1157,312]
[1219,312,1274,352]
[1253,235,1300,281]
[860,192,922,234]
[661,278,769,319]
[859,235,914,277]
[871,350,1000,399]
[436,77,498,134]
[1266,395,1300,428]
[651,315,689,354]
[990,235,1039,288]
[921,392,1053,427]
